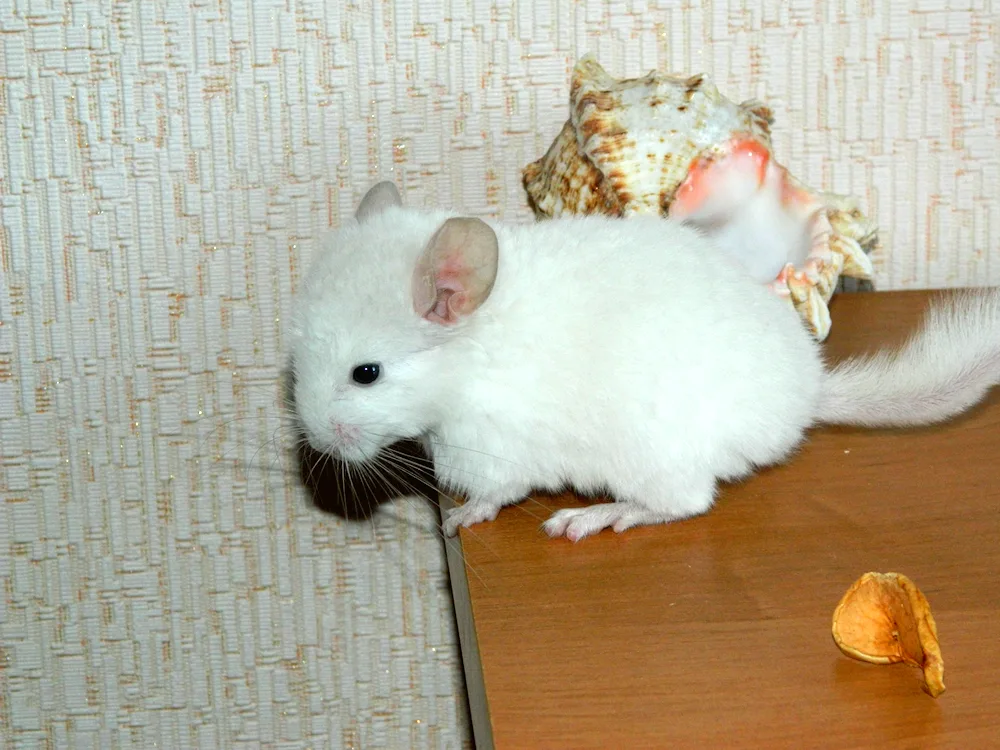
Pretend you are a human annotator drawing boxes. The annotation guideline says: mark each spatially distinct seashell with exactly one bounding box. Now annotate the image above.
[523,55,878,340]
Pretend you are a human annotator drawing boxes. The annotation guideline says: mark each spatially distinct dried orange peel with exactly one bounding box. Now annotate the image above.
[831,572,945,697]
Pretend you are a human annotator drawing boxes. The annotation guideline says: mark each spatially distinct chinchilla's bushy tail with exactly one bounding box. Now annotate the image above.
[816,289,1000,428]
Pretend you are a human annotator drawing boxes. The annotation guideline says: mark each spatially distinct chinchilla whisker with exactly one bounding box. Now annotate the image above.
[379,445,553,521]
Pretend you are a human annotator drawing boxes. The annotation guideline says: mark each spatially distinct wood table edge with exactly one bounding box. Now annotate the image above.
[441,492,495,750]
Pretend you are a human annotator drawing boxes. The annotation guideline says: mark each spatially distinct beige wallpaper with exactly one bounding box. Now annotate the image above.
[0,1,997,748]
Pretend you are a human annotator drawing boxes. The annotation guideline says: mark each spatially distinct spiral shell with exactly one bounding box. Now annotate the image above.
[523,55,878,341]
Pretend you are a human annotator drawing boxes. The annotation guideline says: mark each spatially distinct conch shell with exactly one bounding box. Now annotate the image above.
[523,55,878,340]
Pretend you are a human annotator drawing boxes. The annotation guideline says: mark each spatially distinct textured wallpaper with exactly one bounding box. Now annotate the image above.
[0,1,997,748]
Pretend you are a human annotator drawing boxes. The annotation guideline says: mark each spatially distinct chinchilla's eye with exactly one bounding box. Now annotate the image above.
[351,363,381,385]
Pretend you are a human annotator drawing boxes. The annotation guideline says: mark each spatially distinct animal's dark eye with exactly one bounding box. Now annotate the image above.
[351,363,381,385]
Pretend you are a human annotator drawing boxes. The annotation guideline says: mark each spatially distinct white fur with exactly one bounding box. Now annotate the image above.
[290,185,1000,541]
[817,291,1000,427]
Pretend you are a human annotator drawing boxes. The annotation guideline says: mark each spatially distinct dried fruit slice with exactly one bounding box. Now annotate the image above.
[831,572,945,697]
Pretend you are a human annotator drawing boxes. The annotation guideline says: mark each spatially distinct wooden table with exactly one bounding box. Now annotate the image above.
[443,290,1000,750]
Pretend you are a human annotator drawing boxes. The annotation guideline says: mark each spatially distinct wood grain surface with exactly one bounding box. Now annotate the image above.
[444,290,1000,750]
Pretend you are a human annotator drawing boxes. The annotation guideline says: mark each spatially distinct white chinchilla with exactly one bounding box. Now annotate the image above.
[289,181,1000,542]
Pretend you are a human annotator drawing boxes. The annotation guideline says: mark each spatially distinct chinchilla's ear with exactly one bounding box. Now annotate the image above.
[355,181,402,222]
[412,217,499,325]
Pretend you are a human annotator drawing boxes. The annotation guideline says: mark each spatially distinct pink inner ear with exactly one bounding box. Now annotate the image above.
[425,286,463,325]
[428,295,450,323]
[420,250,473,325]
[414,217,498,325]
[427,264,478,324]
